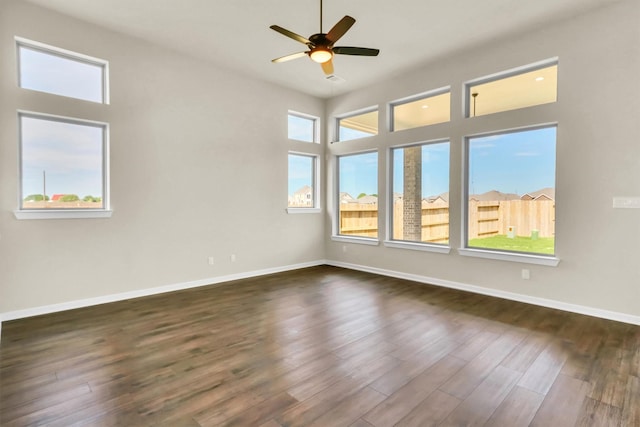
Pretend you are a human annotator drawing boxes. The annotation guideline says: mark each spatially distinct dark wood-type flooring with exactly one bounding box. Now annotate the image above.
[1,266,639,426]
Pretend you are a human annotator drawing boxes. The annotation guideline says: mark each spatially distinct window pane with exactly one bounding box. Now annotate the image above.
[392,142,450,244]
[288,113,316,142]
[467,126,556,255]
[20,115,105,210]
[467,64,557,117]
[288,154,315,207]
[18,43,105,103]
[338,152,378,237]
[338,110,378,141]
[392,92,450,131]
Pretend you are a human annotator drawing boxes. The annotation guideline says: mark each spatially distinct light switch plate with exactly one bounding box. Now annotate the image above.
[613,197,640,209]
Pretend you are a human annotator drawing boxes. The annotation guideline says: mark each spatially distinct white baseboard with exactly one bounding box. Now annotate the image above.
[2,259,638,340]
[326,260,640,326]
[0,260,326,328]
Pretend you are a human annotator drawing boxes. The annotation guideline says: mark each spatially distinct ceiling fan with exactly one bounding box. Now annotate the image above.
[269,0,380,75]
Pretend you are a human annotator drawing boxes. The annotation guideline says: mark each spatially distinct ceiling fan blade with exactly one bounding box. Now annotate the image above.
[321,59,334,75]
[333,46,380,56]
[270,25,312,45]
[326,16,356,44]
[272,52,309,63]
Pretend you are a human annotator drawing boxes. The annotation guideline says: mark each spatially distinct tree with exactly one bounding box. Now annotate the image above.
[60,194,80,202]
[357,193,367,199]
[24,194,49,202]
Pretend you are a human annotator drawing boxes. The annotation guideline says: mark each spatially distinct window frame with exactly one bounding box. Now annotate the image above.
[332,150,380,244]
[459,124,559,266]
[287,151,321,214]
[16,36,110,104]
[389,87,451,132]
[335,106,379,142]
[14,111,112,220]
[464,58,558,118]
[287,111,319,143]
[384,139,451,254]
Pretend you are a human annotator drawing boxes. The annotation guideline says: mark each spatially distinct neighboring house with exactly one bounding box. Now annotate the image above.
[339,192,355,204]
[50,194,64,202]
[356,195,378,205]
[289,185,312,207]
[469,190,520,201]
[521,187,555,201]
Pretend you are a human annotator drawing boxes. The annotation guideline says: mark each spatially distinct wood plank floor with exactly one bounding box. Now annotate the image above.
[1,265,638,426]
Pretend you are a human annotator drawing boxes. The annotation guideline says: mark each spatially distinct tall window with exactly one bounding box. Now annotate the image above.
[391,141,450,244]
[288,112,317,143]
[337,152,378,238]
[288,153,317,209]
[19,113,108,211]
[17,37,108,104]
[337,109,378,142]
[466,61,557,117]
[391,90,450,131]
[466,126,556,256]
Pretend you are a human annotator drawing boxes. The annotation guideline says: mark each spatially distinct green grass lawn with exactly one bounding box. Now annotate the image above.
[468,234,555,255]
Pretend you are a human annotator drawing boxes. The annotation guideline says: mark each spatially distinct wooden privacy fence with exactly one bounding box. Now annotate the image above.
[339,199,555,241]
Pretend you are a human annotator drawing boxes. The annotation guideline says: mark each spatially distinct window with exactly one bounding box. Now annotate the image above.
[390,141,450,245]
[17,112,109,217]
[17,37,108,104]
[391,90,450,131]
[288,153,318,210]
[466,126,556,256]
[466,61,557,117]
[337,109,378,141]
[337,152,378,238]
[288,112,318,143]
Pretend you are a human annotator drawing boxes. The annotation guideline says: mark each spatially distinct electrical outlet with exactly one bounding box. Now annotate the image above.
[522,269,530,280]
[208,256,214,265]
[231,254,236,262]
[342,245,347,253]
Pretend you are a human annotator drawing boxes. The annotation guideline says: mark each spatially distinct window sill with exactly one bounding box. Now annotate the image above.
[14,209,113,220]
[331,235,380,246]
[286,207,321,214]
[384,240,451,254]
[457,247,560,266]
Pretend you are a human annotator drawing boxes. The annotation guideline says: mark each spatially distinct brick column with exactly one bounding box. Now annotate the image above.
[403,146,422,241]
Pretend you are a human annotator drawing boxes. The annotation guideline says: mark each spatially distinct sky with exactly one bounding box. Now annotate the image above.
[337,126,555,199]
[288,154,314,195]
[19,45,103,103]
[21,116,104,198]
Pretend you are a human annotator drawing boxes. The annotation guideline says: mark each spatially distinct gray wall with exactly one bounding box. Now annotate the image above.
[325,0,640,319]
[0,0,325,316]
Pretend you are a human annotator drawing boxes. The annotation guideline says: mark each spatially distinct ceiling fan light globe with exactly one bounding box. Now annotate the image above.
[309,48,333,63]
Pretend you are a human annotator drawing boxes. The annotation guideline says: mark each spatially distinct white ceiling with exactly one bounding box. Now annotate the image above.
[24,0,620,98]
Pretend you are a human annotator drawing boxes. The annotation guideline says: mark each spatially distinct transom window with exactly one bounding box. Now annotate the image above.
[16,37,108,104]
[391,89,451,131]
[337,109,378,142]
[288,112,318,143]
[466,60,557,117]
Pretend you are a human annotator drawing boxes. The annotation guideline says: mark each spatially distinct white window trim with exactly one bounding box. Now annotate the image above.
[331,235,380,246]
[384,240,450,254]
[388,86,450,132]
[458,248,560,266]
[15,36,110,105]
[15,111,111,220]
[287,110,320,143]
[335,105,379,142]
[287,151,320,213]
